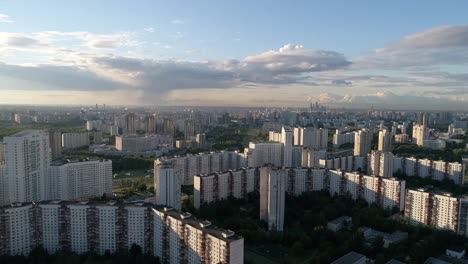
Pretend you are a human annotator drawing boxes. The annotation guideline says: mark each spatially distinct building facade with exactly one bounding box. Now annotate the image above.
[0,201,244,263]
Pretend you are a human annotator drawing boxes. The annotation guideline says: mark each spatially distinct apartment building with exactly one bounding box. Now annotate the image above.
[115,134,173,152]
[62,132,89,149]
[405,189,459,231]
[194,168,257,209]
[0,201,244,264]
[156,151,247,185]
[260,166,287,231]
[154,162,181,210]
[2,130,51,205]
[49,159,112,201]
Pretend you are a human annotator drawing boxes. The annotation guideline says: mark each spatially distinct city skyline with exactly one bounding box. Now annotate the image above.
[1,1,468,109]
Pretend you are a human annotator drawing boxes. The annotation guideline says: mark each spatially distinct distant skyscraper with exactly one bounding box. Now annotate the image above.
[163,118,176,137]
[126,113,136,135]
[378,129,392,152]
[154,162,181,210]
[184,119,195,139]
[416,112,429,126]
[259,166,286,231]
[3,130,51,204]
[145,114,156,134]
[196,133,206,148]
[354,129,373,157]
[49,129,62,160]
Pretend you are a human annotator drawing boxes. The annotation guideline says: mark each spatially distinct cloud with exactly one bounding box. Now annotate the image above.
[355,25,468,69]
[306,91,468,110]
[171,19,184,24]
[0,14,13,23]
[143,27,155,33]
[33,31,138,49]
[0,44,352,101]
[0,62,127,91]
[222,44,351,84]
[0,33,48,49]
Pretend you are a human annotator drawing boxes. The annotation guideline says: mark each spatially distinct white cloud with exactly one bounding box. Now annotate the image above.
[171,19,184,24]
[355,25,468,69]
[0,14,13,23]
[143,27,155,33]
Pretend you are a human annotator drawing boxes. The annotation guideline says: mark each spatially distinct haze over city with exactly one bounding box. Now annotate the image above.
[0,1,468,109]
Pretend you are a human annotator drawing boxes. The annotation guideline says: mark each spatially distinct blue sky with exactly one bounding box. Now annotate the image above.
[1,1,468,109]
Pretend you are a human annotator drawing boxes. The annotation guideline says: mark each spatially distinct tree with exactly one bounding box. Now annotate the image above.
[137,183,147,192]
[291,241,305,256]
[129,244,142,257]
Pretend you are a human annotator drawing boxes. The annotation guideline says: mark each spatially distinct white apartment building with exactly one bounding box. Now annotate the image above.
[333,130,356,148]
[62,132,89,149]
[0,202,244,263]
[405,189,459,231]
[3,130,51,204]
[115,134,173,152]
[154,162,181,210]
[245,142,283,168]
[260,166,286,231]
[49,159,112,201]
[378,129,392,152]
[432,193,459,231]
[405,189,430,226]
[394,134,409,144]
[293,127,328,149]
[281,126,293,167]
[157,151,247,186]
[301,148,323,168]
[369,151,394,178]
[354,129,373,157]
[412,124,429,146]
[194,168,257,209]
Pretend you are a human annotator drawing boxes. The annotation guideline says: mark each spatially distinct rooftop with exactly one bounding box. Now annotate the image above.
[7,130,46,137]
[329,215,352,225]
[51,158,110,166]
[331,251,367,264]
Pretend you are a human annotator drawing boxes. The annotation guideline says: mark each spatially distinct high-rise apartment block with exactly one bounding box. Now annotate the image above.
[49,159,112,201]
[154,162,181,210]
[245,142,283,168]
[405,189,458,231]
[260,166,287,231]
[281,126,293,167]
[369,151,394,178]
[394,134,409,144]
[333,130,356,148]
[378,129,392,152]
[2,130,50,204]
[49,129,62,160]
[412,124,429,146]
[115,134,173,152]
[145,114,156,134]
[354,129,373,157]
[126,113,136,135]
[0,201,244,263]
[194,168,257,209]
[156,151,247,185]
[62,132,89,149]
[293,127,328,149]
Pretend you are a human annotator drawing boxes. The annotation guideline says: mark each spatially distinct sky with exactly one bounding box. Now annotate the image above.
[1,0,468,109]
